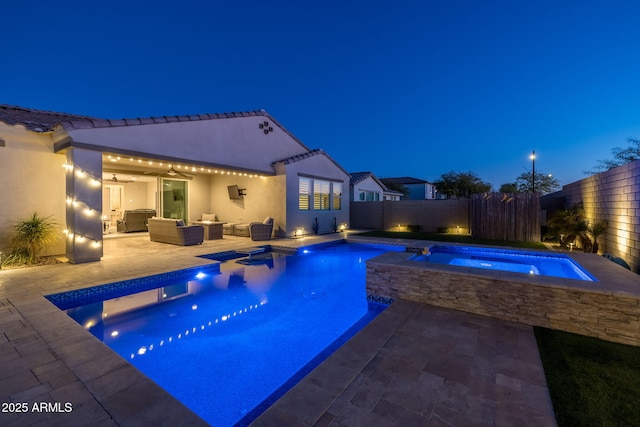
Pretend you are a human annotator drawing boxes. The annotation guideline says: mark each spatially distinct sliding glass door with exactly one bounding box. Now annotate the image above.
[160,179,188,220]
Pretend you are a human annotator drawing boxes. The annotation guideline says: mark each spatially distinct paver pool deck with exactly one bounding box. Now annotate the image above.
[0,233,558,426]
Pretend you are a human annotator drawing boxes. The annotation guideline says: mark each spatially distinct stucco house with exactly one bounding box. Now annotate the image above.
[381,176,436,200]
[0,105,349,263]
[350,172,402,201]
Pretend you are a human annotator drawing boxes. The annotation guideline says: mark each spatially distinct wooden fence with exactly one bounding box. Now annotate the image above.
[470,193,540,242]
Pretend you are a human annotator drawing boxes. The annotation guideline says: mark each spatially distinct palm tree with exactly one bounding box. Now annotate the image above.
[588,222,608,254]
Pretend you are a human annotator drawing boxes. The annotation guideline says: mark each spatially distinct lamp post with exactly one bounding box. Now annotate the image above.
[529,150,536,193]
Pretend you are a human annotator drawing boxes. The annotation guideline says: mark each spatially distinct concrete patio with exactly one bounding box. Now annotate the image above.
[1,233,556,426]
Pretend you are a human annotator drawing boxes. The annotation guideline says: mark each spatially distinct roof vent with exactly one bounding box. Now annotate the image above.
[258,121,273,135]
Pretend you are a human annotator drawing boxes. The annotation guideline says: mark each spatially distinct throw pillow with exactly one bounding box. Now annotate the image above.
[176,220,185,226]
[263,216,273,225]
[202,213,217,222]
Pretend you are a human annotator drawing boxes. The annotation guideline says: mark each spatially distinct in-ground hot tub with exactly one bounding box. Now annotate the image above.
[409,245,597,281]
[366,245,640,346]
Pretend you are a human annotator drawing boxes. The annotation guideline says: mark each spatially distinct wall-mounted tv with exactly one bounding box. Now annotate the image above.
[227,185,246,199]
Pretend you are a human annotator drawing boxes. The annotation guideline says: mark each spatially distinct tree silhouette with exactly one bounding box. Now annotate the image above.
[434,171,491,199]
[587,137,640,175]
[514,171,559,194]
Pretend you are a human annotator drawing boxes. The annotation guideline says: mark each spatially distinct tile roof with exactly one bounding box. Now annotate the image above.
[0,104,274,132]
[350,171,402,195]
[61,110,271,130]
[0,104,97,132]
[349,171,374,185]
[271,149,324,165]
[381,176,431,185]
[271,149,350,177]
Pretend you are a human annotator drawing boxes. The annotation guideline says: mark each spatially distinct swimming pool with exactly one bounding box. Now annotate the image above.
[410,245,597,281]
[47,242,403,426]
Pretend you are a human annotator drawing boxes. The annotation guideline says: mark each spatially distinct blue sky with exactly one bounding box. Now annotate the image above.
[4,1,640,190]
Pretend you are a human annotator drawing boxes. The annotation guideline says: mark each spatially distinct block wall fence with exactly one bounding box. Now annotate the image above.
[555,159,640,273]
[349,200,470,233]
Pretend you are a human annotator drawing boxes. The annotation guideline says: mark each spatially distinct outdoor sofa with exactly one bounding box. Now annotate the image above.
[147,218,204,246]
[116,209,156,233]
[199,213,274,241]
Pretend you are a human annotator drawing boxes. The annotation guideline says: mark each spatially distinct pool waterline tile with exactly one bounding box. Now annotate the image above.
[46,241,397,426]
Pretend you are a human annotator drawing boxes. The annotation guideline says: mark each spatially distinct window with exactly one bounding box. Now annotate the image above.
[299,177,311,210]
[359,190,379,201]
[332,183,342,210]
[313,179,330,210]
[300,175,342,211]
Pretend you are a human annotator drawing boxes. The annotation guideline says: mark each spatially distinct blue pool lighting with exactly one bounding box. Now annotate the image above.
[411,245,597,281]
[48,242,399,426]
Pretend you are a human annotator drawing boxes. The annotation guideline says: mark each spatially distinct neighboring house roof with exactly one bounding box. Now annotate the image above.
[350,171,403,195]
[271,148,350,177]
[0,104,97,132]
[0,104,311,153]
[349,172,376,186]
[381,176,432,185]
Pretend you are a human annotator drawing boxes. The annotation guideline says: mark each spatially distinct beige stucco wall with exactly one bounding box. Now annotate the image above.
[208,174,286,235]
[186,174,212,222]
[282,154,350,236]
[120,182,154,211]
[65,116,308,174]
[0,123,66,255]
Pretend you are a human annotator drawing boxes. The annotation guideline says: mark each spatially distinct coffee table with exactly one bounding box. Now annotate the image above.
[190,221,224,240]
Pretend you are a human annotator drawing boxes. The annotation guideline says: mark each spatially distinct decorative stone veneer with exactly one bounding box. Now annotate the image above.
[367,251,640,346]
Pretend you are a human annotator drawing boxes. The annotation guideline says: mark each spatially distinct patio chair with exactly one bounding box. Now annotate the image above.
[233,217,274,241]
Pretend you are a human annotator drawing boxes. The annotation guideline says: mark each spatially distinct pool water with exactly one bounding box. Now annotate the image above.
[411,245,597,281]
[54,243,402,426]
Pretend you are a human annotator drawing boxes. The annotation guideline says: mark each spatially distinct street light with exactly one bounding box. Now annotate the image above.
[529,150,536,193]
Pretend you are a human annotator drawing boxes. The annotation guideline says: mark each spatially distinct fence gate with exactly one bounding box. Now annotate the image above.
[470,193,540,242]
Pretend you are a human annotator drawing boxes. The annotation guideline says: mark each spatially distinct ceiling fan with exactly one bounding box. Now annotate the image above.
[144,166,193,180]
[109,173,136,184]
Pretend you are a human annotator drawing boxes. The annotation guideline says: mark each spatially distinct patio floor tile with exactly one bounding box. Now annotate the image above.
[0,233,558,426]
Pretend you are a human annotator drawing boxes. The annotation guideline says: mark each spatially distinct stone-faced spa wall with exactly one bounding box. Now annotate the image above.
[366,251,640,346]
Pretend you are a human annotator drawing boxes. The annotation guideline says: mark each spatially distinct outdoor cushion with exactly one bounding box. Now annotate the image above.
[116,209,156,233]
[202,213,218,222]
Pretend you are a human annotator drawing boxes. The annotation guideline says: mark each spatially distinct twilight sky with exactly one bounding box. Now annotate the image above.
[3,1,640,190]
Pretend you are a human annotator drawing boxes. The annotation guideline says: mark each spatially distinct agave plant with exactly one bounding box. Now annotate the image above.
[1,213,58,267]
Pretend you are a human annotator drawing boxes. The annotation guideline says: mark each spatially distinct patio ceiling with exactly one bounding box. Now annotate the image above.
[101,152,270,182]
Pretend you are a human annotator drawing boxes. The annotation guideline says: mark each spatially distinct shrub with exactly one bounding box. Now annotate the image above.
[1,212,58,268]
